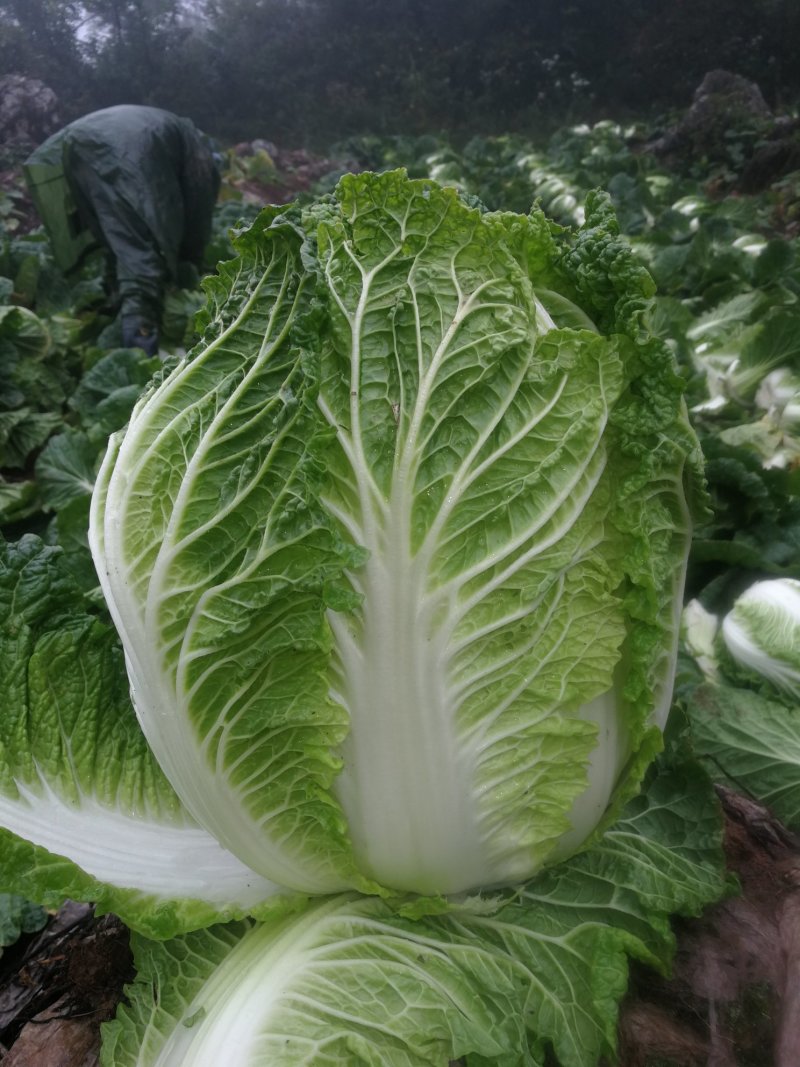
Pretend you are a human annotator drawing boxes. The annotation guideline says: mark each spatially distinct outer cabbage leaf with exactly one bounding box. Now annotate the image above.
[68,347,162,444]
[0,893,47,949]
[0,407,62,468]
[0,304,51,362]
[0,536,285,939]
[91,205,367,897]
[101,755,726,1067]
[0,477,39,524]
[685,290,766,346]
[34,428,97,511]
[90,171,700,898]
[688,682,800,829]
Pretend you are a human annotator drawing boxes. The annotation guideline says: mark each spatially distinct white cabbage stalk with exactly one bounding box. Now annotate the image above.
[682,600,720,681]
[763,447,798,470]
[755,368,800,428]
[732,234,768,256]
[691,393,729,416]
[671,195,707,219]
[688,346,739,405]
[722,579,800,700]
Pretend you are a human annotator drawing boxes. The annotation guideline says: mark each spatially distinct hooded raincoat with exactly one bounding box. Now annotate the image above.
[24,105,220,351]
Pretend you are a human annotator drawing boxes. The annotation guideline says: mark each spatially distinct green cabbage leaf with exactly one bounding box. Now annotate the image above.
[0,535,284,939]
[689,682,800,830]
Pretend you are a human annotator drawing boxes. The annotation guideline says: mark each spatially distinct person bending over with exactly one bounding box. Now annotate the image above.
[25,105,220,355]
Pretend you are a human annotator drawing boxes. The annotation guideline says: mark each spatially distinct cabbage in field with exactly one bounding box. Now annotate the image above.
[722,577,800,700]
[90,170,702,897]
[0,172,716,1067]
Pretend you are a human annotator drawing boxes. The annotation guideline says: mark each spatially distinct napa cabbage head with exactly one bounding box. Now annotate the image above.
[722,577,800,701]
[89,171,702,900]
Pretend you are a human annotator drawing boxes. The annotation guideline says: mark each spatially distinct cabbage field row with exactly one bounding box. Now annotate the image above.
[0,122,798,1065]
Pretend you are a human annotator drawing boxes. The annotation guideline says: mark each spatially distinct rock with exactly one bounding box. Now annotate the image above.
[2,1015,100,1067]
[0,75,60,163]
[739,117,800,193]
[651,70,773,166]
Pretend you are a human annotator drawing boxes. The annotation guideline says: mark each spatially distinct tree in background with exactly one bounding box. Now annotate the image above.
[79,1,197,104]
[0,0,798,146]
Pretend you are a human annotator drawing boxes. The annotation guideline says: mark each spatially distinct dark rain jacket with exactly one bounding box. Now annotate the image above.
[24,105,220,329]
